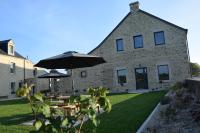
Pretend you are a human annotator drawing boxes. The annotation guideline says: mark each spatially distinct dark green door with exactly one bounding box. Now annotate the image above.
[135,67,148,89]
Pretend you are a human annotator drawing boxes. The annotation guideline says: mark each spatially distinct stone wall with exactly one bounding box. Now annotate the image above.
[63,4,191,93]
[185,78,200,100]
[139,79,200,133]
[0,53,49,97]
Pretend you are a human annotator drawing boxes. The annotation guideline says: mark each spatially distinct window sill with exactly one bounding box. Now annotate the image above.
[116,50,125,52]
[134,47,143,49]
[117,83,128,86]
[159,80,170,83]
[10,73,16,74]
[155,43,165,46]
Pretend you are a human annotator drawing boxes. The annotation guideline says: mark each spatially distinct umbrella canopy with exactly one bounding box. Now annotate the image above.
[38,69,69,78]
[34,51,106,69]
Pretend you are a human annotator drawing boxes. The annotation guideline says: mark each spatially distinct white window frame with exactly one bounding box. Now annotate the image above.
[8,44,14,55]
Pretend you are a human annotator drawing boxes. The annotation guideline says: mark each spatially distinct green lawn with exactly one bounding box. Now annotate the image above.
[0,91,166,133]
[0,99,34,133]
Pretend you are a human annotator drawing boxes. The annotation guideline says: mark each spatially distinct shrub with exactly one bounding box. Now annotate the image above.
[165,106,177,121]
[190,62,200,76]
[183,95,194,105]
[17,84,112,133]
[160,96,171,105]
[171,82,183,91]
[175,89,183,98]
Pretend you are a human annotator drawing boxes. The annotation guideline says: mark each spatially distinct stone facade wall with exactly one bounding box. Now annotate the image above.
[0,54,49,98]
[63,6,191,93]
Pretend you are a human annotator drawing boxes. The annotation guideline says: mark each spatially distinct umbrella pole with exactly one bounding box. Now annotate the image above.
[71,69,75,95]
[49,78,51,91]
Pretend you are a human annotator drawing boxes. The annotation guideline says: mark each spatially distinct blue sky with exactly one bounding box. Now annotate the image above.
[0,0,199,64]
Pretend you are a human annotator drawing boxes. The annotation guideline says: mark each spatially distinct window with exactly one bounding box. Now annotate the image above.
[117,69,127,84]
[19,81,23,88]
[154,31,165,45]
[33,68,37,77]
[133,35,143,48]
[8,45,14,55]
[81,71,87,78]
[116,39,124,51]
[158,65,169,81]
[10,62,15,73]
[11,82,15,94]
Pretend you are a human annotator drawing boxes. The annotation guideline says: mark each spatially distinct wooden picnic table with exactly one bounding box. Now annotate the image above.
[56,96,70,100]
[46,95,55,101]
[62,105,77,116]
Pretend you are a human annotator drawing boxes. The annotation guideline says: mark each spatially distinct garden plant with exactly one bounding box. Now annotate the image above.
[16,84,111,133]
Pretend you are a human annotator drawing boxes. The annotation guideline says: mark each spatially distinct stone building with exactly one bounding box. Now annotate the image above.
[63,2,191,93]
[0,39,49,98]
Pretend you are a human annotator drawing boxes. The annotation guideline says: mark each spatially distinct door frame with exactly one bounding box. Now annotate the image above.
[135,67,149,90]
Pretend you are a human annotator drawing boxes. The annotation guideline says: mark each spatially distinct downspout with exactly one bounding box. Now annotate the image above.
[24,59,26,83]
[49,78,51,91]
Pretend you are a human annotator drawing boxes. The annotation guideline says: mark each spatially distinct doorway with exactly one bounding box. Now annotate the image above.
[135,67,148,89]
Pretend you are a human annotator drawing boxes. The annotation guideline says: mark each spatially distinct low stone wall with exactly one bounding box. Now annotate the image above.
[136,92,170,133]
[137,78,200,133]
[185,78,200,101]
[136,103,169,133]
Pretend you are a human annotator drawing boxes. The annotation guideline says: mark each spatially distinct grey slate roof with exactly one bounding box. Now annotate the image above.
[15,51,25,59]
[0,49,7,55]
[0,39,25,59]
[0,39,11,44]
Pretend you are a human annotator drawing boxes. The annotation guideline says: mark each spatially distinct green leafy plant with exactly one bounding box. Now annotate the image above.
[16,85,111,133]
[170,82,183,92]
[190,62,200,76]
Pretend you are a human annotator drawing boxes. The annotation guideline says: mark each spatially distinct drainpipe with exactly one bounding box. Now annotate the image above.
[24,59,26,83]
[49,78,51,91]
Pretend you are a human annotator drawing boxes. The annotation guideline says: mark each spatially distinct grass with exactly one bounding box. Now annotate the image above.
[0,91,166,133]
[0,99,34,133]
[82,91,166,133]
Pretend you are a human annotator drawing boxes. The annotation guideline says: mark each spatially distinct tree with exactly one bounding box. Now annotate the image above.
[17,84,111,133]
[190,62,200,76]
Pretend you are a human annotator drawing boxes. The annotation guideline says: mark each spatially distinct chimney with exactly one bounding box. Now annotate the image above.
[129,1,140,12]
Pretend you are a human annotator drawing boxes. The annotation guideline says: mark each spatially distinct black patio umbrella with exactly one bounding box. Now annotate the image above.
[35,51,106,94]
[38,69,69,93]
[35,51,106,69]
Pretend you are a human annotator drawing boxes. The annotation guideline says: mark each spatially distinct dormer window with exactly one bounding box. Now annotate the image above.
[8,45,14,55]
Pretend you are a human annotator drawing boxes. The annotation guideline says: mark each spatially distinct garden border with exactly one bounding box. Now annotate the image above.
[136,92,169,133]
